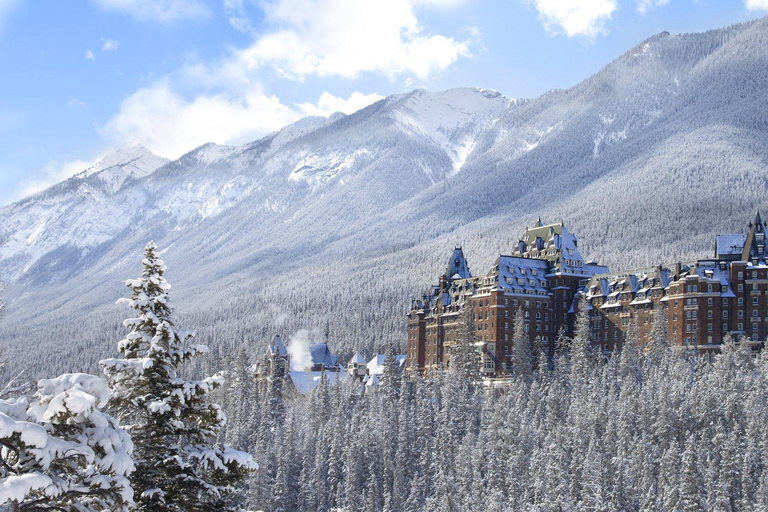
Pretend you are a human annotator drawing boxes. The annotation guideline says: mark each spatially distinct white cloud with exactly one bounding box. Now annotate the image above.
[238,0,473,80]
[85,49,95,60]
[223,0,254,34]
[101,38,120,51]
[532,0,618,37]
[101,81,385,159]
[90,0,208,23]
[637,0,670,13]
[101,82,301,158]
[298,91,384,117]
[96,0,468,160]
[746,0,768,10]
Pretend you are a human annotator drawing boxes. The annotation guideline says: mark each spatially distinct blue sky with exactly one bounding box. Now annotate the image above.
[0,0,766,204]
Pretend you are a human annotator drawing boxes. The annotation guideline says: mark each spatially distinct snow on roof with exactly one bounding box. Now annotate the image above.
[349,352,366,365]
[367,354,407,375]
[310,343,338,368]
[447,247,471,280]
[289,371,350,394]
[267,335,287,357]
[716,234,747,257]
[695,261,734,296]
[365,373,381,387]
[496,256,550,295]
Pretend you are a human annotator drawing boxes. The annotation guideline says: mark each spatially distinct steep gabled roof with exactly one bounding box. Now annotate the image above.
[267,334,287,357]
[310,343,338,368]
[446,246,471,280]
[742,211,768,263]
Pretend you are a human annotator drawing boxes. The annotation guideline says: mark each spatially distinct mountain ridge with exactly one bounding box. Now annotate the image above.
[2,18,768,377]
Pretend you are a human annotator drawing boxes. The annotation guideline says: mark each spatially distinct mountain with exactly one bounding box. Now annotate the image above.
[0,145,168,282]
[2,18,768,377]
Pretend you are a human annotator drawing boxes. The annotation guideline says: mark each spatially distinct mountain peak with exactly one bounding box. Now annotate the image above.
[74,145,169,193]
[78,145,167,180]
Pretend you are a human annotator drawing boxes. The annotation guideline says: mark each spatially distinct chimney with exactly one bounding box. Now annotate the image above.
[675,261,682,278]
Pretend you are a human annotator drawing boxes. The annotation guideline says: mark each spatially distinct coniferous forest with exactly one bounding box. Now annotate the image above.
[4,244,768,510]
[221,313,768,512]
[3,12,768,511]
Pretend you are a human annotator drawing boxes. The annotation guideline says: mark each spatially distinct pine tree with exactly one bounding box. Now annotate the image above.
[100,241,256,511]
[510,308,534,385]
[382,344,403,400]
[0,373,134,511]
[451,306,480,379]
[569,297,595,391]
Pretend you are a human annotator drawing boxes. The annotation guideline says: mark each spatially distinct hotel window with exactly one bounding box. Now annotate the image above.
[739,323,744,331]
[738,311,744,319]
[723,323,728,331]
[739,272,744,279]
[739,297,744,306]
[753,310,759,317]
[708,298,713,306]
[708,323,713,332]
[754,323,760,332]
[754,297,760,305]
[723,311,729,318]
[708,311,713,319]
[739,284,744,292]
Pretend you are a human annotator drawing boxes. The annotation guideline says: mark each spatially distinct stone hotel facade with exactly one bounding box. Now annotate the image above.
[407,213,768,375]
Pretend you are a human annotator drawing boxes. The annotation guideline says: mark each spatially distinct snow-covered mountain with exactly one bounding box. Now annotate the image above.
[0,145,168,281]
[3,18,768,377]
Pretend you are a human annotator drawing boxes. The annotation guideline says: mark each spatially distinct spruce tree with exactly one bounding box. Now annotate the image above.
[0,373,134,511]
[510,308,533,384]
[100,241,256,511]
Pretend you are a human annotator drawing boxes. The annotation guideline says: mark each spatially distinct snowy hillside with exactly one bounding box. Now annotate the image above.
[2,18,768,377]
[0,146,168,281]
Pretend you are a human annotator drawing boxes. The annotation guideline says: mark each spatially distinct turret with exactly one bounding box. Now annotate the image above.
[446,246,471,280]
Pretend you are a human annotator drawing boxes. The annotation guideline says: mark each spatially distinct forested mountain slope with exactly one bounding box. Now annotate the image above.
[2,18,768,377]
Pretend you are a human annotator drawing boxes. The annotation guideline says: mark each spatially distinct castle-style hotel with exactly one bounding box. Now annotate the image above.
[407,213,768,375]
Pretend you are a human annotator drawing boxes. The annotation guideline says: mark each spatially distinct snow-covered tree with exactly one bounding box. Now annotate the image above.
[0,373,134,511]
[510,308,533,384]
[100,241,256,511]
